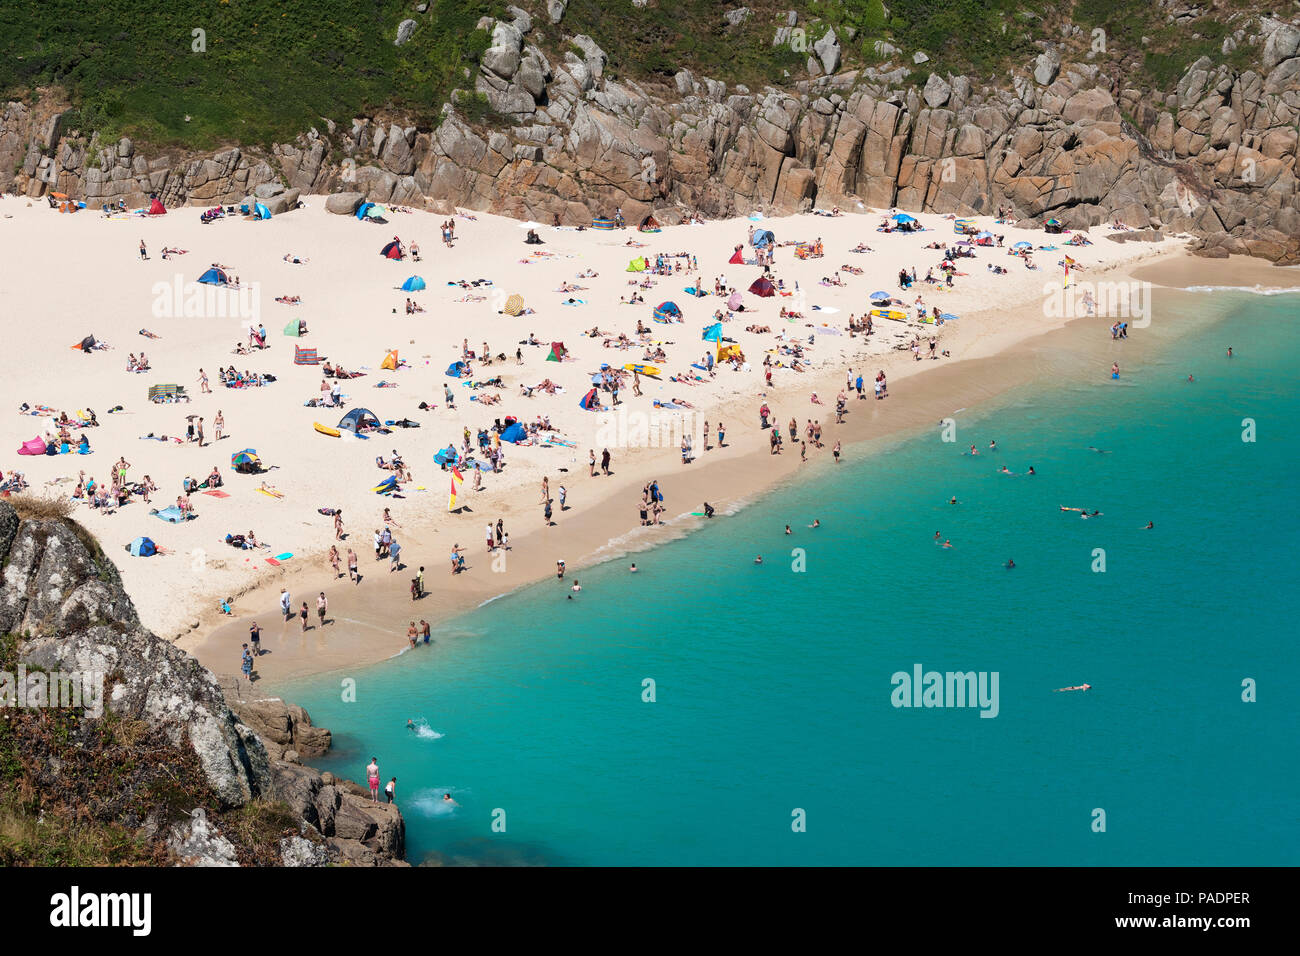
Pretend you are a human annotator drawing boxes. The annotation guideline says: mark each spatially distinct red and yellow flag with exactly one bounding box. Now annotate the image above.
[449,466,464,512]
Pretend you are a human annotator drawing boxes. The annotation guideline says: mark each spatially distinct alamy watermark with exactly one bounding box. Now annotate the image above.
[151,274,262,323]
[1043,279,1151,328]
[891,664,1000,718]
[0,666,105,718]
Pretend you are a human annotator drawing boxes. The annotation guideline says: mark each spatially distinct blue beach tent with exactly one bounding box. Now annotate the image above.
[128,536,157,556]
[198,267,231,286]
[401,276,426,292]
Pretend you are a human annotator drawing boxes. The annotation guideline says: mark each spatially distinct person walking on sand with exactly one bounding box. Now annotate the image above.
[558,485,567,511]
[329,545,341,577]
[213,410,224,441]
[139,239,148,261]
[540,476,549,504]
[299,601,309,632]
[279,587,292,622]
[334,510,344,540]
[407,622,418,648]
[833,440,841,463]
[601,448,612,475]
[589,449,597,477]
[366,758,380,802]
[240,643,254,685]
[317,592,328,627]
[347,548,359,583]
[199,368,210,394]
[195,417,205,447]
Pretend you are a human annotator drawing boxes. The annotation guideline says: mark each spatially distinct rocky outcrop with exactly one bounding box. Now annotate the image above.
[0,13,1296,262]
[271,763,407,866]
[0,500,405,865]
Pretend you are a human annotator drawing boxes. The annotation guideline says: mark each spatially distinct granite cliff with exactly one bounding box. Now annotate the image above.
[0,498,404,866]
[0,6,1296,262]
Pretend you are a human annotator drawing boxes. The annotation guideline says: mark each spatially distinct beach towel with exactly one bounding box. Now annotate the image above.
[202,490,230,498]
[153,506,187,523]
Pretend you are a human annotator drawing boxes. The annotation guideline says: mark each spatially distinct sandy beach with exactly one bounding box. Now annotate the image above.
[0,194,1230,683]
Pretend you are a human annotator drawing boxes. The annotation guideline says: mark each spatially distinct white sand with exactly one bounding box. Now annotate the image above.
[0,195,1183,640]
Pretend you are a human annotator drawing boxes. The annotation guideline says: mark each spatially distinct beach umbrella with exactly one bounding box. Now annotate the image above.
[400,276,426,291]
[869,290,891,301]
[892,213,917,223]
[503,294,524,316]
[976,231,993,239]
[1012,241,1032,249]
[727,290,743,311]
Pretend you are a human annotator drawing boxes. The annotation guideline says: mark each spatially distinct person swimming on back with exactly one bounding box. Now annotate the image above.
[1054,683,1091,692]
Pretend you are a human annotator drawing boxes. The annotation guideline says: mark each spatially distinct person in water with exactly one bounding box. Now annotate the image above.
[1143,521,1154,529]
[1005,559,1015,569]
[754,555,763,564]
[442,792,459,806]
[809,519,820,528]
[1227,347,1233,358]
[1054,683,1092,692]
[784,525,792,535]
[629,563,638,572]
[703,501,715,518]
[949,496,958,505]
[407,719,416,731]
[1027,466,1036,475]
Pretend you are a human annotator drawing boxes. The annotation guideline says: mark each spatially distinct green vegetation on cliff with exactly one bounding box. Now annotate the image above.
[0,0,1272,150]
[0,633,299,865]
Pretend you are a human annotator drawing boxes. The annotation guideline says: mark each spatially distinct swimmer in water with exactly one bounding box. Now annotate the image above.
[1227,347,1232,358]
[989,440,996,452]
[1027,466,1036,475]
[571,581,582,592]
[1142,521,1154,529]
[784,525,792,535]
[442,792,459,805]
[754,555,763,564]
[1054,683,1091,692]
[998,465,1011,474]
[941,539,952,549]
[629,563,638,572]
[407,719,416,731]
[1060,506,1086,513]
[934,531,942,542]
[1111,362,1119,378]
[1187,374,1195,383]
[949,496,958,504]
[968,445,978,456]
[1081,510,1102,518]
[809,519,820,528]
[1005,559,1015,569]
[1088,446,1110,454]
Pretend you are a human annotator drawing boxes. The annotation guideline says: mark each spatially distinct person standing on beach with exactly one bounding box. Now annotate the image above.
[214,410,224,441]
[329,545,341,577]
[249,622,261,657]
[366,758,380,802]
[540,476,549,504]
[139,239,148,261]
[300,601,309,632]
[334,511,344,540]
[486,523,495,552]
[407,622,418,648]
[544,497,553,525]
[241,644,254,684]
[317,592,328,627]
[347,548,359,583]
[199,369,210,394]
[717,421,725,448]
[196,417,205,447]
[601,448,612,475]
[496,518,504,547]
[833,440,841,464]
[279,587,292,622]
[588,449,597,477]
[558,485,567,511]
[389,538,402,572]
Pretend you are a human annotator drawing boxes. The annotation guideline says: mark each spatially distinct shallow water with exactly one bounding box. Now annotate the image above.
[285,291,1299,865]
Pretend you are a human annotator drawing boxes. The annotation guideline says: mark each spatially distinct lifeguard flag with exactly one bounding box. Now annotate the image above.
[449,466,464,512]
[702,322,722,342]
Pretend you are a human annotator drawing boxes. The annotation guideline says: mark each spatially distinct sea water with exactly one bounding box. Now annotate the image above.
[284,291,1299,865]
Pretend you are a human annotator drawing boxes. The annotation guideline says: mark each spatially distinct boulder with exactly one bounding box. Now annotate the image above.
[395,19,418,46]
[814,28,841,75]
[923,73,951,108]
[548,0,567,24]
[1034,47,1061,85]
[325,191,364,215]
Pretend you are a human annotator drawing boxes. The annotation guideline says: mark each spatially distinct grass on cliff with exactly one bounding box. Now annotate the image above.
[0,0,1272,152]
[0,633,303,865]
[4,494,72,521]
[0,0,496,149]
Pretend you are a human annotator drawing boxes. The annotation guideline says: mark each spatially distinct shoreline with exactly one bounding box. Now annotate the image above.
[188,242,1253,688]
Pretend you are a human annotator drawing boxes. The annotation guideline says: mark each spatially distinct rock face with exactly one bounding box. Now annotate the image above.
[1,14,1297,262]
[0,501,406,865]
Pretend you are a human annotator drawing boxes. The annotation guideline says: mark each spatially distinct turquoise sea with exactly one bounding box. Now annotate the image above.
[285,290,1300,866]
